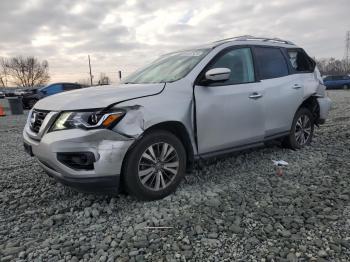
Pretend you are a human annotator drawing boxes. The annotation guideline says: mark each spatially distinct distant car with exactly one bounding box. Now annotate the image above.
[13,89,27,96]
[4,89,17,97]
[1,88,28,97]
[323,75,350,90]
[0,91,5,99]
[22,83,84,109]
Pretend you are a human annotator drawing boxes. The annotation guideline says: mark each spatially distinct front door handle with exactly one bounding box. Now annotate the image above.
[249,92,263,99]
[293,84,302,89]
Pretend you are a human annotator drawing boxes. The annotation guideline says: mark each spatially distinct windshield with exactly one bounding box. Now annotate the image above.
[123,48,210,84]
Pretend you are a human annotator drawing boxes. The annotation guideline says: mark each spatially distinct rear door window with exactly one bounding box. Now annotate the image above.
[287,49,315,72]
[253,47,289,80]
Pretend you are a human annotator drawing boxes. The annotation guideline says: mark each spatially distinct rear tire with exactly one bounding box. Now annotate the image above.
[283,107,314,149]
[123,130,186,200]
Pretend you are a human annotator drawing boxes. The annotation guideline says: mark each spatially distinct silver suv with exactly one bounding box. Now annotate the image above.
[23,36,332,200]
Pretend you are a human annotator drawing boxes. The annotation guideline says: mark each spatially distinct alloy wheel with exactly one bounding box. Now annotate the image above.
[295,114,312,146]
[138,142,179,191]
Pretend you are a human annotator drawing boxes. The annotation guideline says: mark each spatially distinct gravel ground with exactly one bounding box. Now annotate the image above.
[0,91,349,262]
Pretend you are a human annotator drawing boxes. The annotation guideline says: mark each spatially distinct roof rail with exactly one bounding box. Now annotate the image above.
[213,35,295,45]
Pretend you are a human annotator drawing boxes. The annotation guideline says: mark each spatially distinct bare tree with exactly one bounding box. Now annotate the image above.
[98,73,110,86]
[77,77,92,86]
[0,71,5,87]
[316,58,349,76]
[0,57,9,87]
[3,56,50,87]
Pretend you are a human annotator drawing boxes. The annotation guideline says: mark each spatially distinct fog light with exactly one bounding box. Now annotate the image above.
[57,152,96,170]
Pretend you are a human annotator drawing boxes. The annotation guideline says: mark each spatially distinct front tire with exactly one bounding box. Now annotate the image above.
[283,107,314,149]
[123,130,186,200]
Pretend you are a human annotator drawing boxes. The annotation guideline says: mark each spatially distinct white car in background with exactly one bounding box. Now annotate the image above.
[23,36,332,200]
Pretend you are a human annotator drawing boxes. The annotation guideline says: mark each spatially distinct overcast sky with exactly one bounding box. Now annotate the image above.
[0,0,349,84]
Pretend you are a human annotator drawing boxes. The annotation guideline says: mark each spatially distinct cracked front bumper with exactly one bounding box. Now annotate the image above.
[23,124,134,192]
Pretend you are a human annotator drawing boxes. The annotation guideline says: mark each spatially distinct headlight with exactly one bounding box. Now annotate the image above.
[50,110,125,132]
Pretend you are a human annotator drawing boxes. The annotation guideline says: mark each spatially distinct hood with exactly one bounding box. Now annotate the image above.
[34,83,165,111]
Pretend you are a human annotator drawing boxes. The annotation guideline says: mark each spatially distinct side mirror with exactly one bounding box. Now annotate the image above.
[205,68,231,82]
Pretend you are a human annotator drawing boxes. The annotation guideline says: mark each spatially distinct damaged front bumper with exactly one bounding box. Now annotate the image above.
[23,125,135,192]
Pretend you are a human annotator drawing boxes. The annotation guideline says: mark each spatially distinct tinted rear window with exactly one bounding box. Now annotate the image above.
[254,47,289,80]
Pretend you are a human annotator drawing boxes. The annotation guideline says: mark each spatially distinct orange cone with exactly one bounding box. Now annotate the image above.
[0,105,6,117]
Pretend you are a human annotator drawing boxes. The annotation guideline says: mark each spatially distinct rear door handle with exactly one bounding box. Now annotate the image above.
[249,92,263,99]
[293,84,302,89]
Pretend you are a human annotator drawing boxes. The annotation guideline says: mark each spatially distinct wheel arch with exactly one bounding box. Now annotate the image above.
[120,120,195,185]
[297,95,320,124]
[143,121,195,170]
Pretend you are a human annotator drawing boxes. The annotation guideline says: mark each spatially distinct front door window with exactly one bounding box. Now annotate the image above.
[207,48,255,85]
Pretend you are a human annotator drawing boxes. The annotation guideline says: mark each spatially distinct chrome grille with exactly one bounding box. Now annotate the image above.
[30,110,50,133]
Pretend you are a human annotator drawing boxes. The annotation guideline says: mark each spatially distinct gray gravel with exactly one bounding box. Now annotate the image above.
[1,91,350,262]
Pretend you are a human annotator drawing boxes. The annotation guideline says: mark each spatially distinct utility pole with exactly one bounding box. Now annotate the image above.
[88,55,93,86]
[345,31,350,73]
[118,70,122,81]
